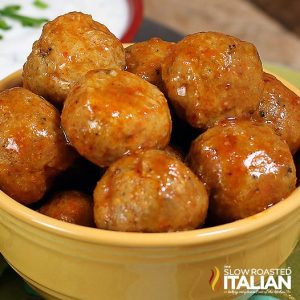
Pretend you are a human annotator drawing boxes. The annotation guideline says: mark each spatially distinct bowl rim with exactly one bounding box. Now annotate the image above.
[1,187,300,248]
[0,70,300,248]
[121,0,143,43]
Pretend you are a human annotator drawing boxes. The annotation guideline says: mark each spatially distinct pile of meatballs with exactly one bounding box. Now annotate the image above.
[0,12,299,232]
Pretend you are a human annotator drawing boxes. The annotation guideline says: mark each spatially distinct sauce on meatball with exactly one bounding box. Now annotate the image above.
[187,120,296,223]
[0,87,75,205]
[162,32,264,129]
[23,12,125,105]
[62,69,172,167]
[252,72,300,154]
[94,150,208,232]
[39,190,94,227]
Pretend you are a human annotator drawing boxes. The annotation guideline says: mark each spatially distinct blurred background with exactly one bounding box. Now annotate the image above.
[137,0,300,69]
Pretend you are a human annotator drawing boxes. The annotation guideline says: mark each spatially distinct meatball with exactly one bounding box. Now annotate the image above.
[164,145,184,161]
[94,150,208,232]
[125,38,174,91]
[0,87,74,205]
[23,12,125,105]
[252,72,300,154]
[39,191,94,226]
[187,120,296,223]
[162,32,264,129]
[62,69,172,167]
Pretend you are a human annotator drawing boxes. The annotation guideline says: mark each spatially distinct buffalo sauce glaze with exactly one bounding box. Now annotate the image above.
[187,120,296,224]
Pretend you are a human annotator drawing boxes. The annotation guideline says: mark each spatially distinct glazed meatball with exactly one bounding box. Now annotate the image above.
[164,145,184,161]
[39,191,94,226]
[94,150,208,232]
[252,72,300,154]
[162,32,264,129]
[62,69,172,167]
[23,12,125,105]
[187,120,296,223]
[0,88,74,205]
[125,38,174,91]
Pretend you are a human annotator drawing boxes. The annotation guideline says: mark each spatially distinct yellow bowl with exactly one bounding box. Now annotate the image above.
[0,71,300,300]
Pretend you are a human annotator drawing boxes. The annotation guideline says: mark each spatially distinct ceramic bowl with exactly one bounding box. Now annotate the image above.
[0,71,300,300]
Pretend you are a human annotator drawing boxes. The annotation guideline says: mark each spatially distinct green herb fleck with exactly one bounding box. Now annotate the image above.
[0,18,11,30]
[0,5,20,14]
[0,34,3,40]
[33,0,48,9]
[0,5,48,27]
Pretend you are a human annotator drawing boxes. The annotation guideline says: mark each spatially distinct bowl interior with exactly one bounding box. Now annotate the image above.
[0,69,300,248]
